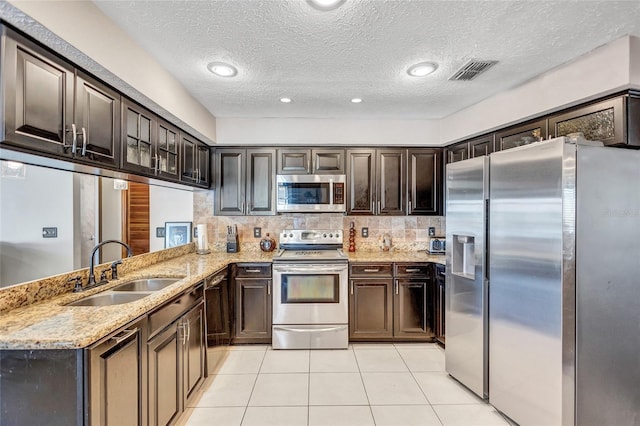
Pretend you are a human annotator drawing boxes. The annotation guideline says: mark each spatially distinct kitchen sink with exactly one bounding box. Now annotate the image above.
[112,277,182,292]
[67,292,149,307]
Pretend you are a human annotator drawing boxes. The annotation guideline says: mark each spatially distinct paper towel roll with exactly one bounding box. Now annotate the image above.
[196,223,209,254]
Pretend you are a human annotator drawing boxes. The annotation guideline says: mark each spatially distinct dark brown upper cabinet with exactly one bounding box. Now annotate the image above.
[408,149,442,215]
[214,148,276,216]
[346,149,405,215]
[377,149,406,215]
[277,148,344,174]
[445,143,469,164]
[181,133,210,188]
[121,98,181,182]
[2,26,120,167]
[468,134,495,158]
[547,96,632,147]
[495,119,547,152]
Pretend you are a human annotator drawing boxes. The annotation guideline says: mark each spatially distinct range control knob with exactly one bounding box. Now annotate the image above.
[289,233,293,237]
[323,233,327,238]
[329,233,333,237]
[335,232,340,238]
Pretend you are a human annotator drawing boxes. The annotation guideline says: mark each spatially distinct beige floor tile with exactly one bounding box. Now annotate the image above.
[361,372,428,405]
[184,407,245,426]
[397,347,445,372]
[352,343,397,350]
[260,349,310,373]
[309,349,359,372]
[308,406,375,426]
[413,372,483,404]
[194,374,257,407]
[229,344,270,351]
[371,405,443,425]
[309,372,368,405]
[433,404,510,426]
[248,373,309,406]
[354,348,408,372]
[241,406,308,426]
[217,350,265,374]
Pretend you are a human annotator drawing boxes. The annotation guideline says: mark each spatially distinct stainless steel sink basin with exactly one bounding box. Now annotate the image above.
[112,278,181,292]
[67,292,148,307]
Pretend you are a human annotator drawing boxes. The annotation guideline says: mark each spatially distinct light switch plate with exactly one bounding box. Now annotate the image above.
[42,227,57,238]
[361,227,369,238]
[156,227,165,238]
[254,227,262,238]
[428,227,436,237]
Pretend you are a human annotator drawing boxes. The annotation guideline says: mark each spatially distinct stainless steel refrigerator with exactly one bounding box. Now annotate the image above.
[446,137,640,425]
[445,155,489,400]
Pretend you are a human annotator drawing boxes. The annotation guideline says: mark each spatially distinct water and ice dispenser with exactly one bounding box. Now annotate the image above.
[452,235,475,279]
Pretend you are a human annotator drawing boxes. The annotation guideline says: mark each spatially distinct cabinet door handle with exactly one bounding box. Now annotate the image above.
[67,123,78,154]
[81,127,87,156]
[405,268,421,273]
[408,200,412,212]
[267,280,271,295]
[395,280,399,295]
[350,280,354,295]
[111,329,137,344]
[363,268,380,273]
[186,320,191,345]
[377,200,381,214]
[245,269,262,273]
[242,201,245,214]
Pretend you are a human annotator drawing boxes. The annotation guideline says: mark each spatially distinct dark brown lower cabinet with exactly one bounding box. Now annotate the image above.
[349,262,435,342]
[205,270,231,346]
[87,319,147,426]
[434,264,445,345]
[349,278,394,340]
[393,279,433,339]
[148,319,181,426]
[233,264,272,344]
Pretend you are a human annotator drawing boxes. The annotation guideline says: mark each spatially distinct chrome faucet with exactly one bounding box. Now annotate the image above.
[83,239,133,290]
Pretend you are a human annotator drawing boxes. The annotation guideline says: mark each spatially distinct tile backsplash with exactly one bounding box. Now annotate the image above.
[193,191,445,252]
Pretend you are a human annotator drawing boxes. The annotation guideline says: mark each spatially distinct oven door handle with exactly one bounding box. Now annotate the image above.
[273,325,347,333]
[273,265,347,273]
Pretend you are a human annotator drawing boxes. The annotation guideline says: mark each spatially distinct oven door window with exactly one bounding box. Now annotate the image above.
[281,274,339,303]
[279,182,331,205]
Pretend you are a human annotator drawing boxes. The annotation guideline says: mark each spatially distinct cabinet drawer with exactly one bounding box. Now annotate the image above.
[148,283,203,338]
[235,264,272,278]
[394,263,431,278]
[350,263,393,278]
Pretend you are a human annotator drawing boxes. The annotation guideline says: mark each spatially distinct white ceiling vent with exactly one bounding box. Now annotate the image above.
[449,59,498,81]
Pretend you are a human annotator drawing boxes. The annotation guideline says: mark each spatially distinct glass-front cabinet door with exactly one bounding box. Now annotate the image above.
[495,119,547,151]
[157,118,180,179]
[122,98,155,174]
[548,96,625,146]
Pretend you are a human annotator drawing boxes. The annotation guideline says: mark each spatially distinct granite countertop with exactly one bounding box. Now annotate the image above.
[347,251,445,264]
[0,251,273,350]
[0,250,443,350]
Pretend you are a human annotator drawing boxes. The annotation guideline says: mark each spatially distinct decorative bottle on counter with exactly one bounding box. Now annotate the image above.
[348,222,356,252]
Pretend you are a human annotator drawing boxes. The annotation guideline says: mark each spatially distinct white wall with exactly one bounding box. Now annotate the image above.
[100,178,123,263]
[0,164,74,286]
[216,118,441,146]
[5,0,217,143]
[149,186,194,252]
[440,36,635,144]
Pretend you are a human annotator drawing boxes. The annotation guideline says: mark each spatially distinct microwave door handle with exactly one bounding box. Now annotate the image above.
[329,178,333,206]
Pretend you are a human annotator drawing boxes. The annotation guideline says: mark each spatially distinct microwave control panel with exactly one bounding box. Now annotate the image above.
[333,183,344,204]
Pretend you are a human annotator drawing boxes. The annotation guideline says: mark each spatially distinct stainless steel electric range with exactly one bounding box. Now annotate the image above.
[271,229,349,349]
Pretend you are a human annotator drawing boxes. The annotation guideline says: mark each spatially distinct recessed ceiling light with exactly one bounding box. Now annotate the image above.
[407,62,438,77]
[280,97,292,103]
[351,98,363,103]
[207,62,238,77]
[307,0,346,11]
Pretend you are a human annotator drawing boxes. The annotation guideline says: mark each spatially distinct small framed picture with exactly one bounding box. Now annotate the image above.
[165,221,192,248]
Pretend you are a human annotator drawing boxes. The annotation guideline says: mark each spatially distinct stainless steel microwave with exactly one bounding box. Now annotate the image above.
[276,174,346,213]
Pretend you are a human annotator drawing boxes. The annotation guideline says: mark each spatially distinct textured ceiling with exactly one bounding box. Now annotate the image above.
[93,0,640,120]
